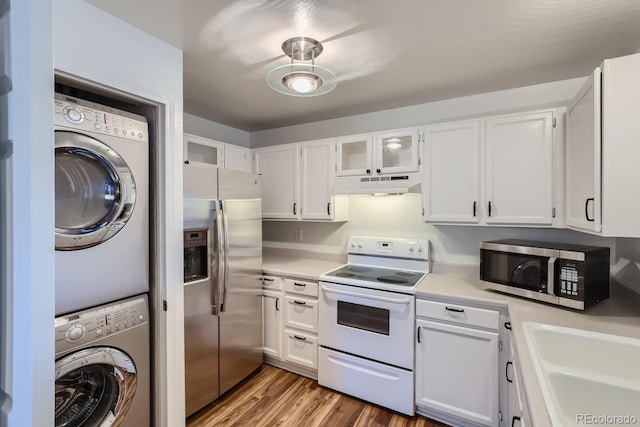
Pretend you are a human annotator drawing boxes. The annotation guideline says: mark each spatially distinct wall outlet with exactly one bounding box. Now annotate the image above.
[295,228,302,242]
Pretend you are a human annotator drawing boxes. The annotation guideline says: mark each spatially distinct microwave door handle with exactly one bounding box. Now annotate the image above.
[211,200,224,315]
[220,200,230,313]
[547,257,557,297]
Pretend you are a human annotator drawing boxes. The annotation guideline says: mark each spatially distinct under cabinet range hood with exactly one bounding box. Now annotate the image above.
[334,173,422,195]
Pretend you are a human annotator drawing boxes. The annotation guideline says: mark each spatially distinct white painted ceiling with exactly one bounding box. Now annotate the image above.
[86,0,640,131]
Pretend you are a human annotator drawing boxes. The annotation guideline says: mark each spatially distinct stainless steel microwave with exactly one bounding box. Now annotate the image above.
[480,239,610,310]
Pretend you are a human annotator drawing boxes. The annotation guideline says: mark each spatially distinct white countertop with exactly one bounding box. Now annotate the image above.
[262,255,344,281]
[415,273,640,427]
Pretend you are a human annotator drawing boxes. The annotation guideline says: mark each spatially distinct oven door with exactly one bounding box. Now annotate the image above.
[319,281,414,369]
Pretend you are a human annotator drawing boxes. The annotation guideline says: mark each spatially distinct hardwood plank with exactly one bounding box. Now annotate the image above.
[187,365,450,427]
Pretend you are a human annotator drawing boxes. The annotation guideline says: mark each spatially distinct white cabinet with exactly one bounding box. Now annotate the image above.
[566,53,640,237]
[224,144,252,173]
[423,120,482,223]
[254,144,299,219]
[261,275,319,375]
[336,128,420,177]
[415,300,500,427]
[423,111,557,227]
[300,139,348,221]
[184,133,224,168]
[262,290,282,359]
[485,111,554,225]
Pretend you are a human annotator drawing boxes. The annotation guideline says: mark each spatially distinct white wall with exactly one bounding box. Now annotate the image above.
[263,195,616,265]
[184,112,250,147]
[54,1,185,426]
[251,77,586,147]
[1,0,54,426]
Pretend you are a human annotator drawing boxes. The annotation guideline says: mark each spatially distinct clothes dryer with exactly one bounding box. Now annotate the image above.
[54,93,149,315]
[54,295,150,427]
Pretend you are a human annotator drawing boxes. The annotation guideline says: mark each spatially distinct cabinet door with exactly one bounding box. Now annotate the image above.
[566,68,602,233]
[254,145,298,219]
[262,290,282,359]
[374,128,420,175]
[485,112,554,225]
[416,319,499,426]
[335,134,372,176]
[300,139,333,220]
[184,133,224,168]
[423,121,481,223]
[224,144,252,172]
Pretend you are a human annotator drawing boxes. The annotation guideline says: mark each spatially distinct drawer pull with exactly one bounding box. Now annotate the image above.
[445,306,465,313]
[294,282,306,288]
[293,335,307,341]
[275,298,279,311]
[512,416,521,427]
[293,300,307,305]
[506,361,513,383]
[263,277,274,282]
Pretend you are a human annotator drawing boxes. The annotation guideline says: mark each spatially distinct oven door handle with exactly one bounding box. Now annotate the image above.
[321,285,412,305]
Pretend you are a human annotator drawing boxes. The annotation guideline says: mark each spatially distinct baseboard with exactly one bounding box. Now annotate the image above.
[416,405,489,427]
[264,355,318,380]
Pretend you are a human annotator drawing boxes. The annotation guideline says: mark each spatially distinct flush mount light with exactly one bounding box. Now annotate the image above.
[385,138,403,150]
[267,36,337,97]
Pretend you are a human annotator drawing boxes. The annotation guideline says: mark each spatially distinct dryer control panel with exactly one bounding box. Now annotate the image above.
[54,93,149,143]
[55,295,149,353]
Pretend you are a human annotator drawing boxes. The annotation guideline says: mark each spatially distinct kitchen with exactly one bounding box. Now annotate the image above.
[3,0,640,426]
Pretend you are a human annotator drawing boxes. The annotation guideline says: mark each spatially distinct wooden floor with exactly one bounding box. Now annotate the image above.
[187,365,449,427]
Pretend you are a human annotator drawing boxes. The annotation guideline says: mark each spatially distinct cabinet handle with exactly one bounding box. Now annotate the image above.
[417,326,422,343]
[512,416,521,427]
[473,201,477,217]
[293,300,307,305]
[376,168,381,174]
[293,335,307,341]
[275,298,279,311]
[445,306,464,313]
[488,201,492,217]
[585,198,595,222]
[506,361,513,383]
[505,322,512,330]
[262,277,274,283]
[366,168,371,174]
[327,202,331,215]
[294,282,306,288]
[293,203,297,215]
[184,160,190,165]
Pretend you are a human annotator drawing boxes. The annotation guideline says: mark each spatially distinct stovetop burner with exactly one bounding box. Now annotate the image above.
[336,272,355,278]
[348,266,372,273]
[377,276,409,284]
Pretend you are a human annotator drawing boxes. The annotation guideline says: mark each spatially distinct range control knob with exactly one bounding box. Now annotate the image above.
[418,246,424,253]
[62,107,85,124]
[350,243,356,249]
[357,243,363,249]
[409,246,416,252]
[65,324,86,342]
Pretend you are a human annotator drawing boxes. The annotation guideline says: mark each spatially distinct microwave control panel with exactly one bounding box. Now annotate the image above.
[559,260,583,299]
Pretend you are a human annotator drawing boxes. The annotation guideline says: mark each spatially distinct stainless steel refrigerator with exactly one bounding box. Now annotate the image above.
[183,165,263,417]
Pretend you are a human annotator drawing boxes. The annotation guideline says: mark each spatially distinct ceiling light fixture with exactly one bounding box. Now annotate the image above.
[385,137,403,150]
[267,36,337,97]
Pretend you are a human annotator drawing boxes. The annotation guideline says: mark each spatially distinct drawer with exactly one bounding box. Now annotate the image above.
[416,299,499,331]
[318,347,414,416]
[284,295,318,333]
[262,275,282,290]
[283,329,317,369]
[284,278,318,297]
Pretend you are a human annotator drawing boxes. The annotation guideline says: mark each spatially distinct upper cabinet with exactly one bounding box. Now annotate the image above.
[566,53,640,237]
[423,110,557,227]
[336,128,420,177]
[254,144,299,219]
[224,144,252,173]
[184,133,224,168]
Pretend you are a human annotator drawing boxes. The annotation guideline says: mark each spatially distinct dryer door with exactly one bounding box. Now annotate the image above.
[55,131,136,250]
[55,347,138,427]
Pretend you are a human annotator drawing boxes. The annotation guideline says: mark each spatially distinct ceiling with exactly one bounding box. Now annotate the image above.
[86,0,640,131]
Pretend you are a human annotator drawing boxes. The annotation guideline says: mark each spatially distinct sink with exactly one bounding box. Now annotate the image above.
[523,322,640,426]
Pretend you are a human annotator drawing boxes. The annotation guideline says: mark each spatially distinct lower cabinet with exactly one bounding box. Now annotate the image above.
[261,274,319,378]
[507,341,531,427]
[415,299,501,427]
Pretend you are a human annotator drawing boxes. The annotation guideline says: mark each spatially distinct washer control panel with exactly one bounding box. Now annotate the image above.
[54,93,149,143]
[55,295,149,352]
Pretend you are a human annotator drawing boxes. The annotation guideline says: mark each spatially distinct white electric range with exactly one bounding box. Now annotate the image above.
[318,236,430,416]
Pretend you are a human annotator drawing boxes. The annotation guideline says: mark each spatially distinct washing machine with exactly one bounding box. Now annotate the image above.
[54,93,149,315]
[55,294,150,427]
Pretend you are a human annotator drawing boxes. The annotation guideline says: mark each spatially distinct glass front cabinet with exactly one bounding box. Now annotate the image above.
[336,128,420,177]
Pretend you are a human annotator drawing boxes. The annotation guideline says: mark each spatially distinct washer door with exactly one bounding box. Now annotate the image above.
[55,131,136,250]
[55,347,138,427]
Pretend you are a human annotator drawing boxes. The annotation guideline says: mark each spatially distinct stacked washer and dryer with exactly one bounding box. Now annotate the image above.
[53,93,151,426]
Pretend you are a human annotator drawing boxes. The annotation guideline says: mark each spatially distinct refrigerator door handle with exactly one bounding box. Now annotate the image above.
[220,199,230,313]
[212,200,225,315]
